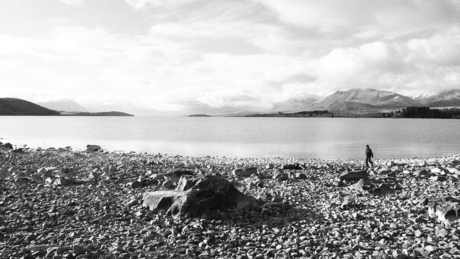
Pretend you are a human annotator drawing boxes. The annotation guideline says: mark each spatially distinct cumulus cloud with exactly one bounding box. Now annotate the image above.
[311,29,460,95]
[1,0,460,115]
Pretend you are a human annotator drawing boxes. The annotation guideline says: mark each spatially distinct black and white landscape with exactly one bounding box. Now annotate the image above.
[1,1,460,258]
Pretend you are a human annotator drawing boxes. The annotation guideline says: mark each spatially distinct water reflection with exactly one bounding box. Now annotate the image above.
[1,116,459,159]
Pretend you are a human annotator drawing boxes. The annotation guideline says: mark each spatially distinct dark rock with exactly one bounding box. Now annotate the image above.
[0,142,13,149]
[128,179,156,189]
[281,164,304,170]
[72,245,86,255]
[86,145,102,152]
[295,172,307,179]
[273,170,289,181]
[339,170,368,181]
[53,177,90,186]
[162,180,173,189]
[232,167,257,178]
[142,175,258,218]
[430,175,446,182]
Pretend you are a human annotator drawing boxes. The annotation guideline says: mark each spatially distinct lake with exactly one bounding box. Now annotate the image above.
[0,116,459,160]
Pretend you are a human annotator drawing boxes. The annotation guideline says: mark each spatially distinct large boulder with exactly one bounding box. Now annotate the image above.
[166,169,195,184]
[142,175,258,218]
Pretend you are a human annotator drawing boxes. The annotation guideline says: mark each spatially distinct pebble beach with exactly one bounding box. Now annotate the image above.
[1,145,460,259]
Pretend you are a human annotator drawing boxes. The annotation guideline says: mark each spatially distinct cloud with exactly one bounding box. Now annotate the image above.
[2,0,460,115]
[254,0,460,39]
[311,29,460,95]
[124,0,190,9]
[59,0,82,5]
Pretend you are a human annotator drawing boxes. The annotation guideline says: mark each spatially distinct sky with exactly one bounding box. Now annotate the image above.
[1,0,460,116]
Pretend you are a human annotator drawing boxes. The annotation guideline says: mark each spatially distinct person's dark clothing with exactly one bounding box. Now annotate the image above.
[365,147,374,167]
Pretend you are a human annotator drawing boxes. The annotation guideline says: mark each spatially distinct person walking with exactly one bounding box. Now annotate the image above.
[365,145,374,167]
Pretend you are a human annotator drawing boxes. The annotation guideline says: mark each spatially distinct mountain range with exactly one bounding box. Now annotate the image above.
[0,98,133,116]
[1,89,459,116]
[270,89,460,113]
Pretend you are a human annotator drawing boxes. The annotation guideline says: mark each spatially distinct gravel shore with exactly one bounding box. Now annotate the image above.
[1,147,460,258]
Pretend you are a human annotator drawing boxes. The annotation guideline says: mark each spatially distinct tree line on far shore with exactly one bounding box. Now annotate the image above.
[399,106,460,118]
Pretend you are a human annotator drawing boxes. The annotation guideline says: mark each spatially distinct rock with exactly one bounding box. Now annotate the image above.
[346,179,368,193]
[72,245,86,255]
[436,228,448,238]
[166,169,195,184]
[431,167,443,174]
[0,142,13,149]
[294,172,307,179]
[126,199,138,207]
[425,245,437,253]
[149,174,165,181]
[86,145,102,152]
[377,168,391,174]
[232,167,257,178]
[453,160,460,167]
[142,175,258,218]
[273,170,289,181]
[281,164,304,170]
[339,170,368,181]
[175,175,195,191]
[12,148,25,153]
[53,177,89,186]
[426,197,460,224]
[162,180,173,189]
[414,170,428,177]
[429,175,446,181]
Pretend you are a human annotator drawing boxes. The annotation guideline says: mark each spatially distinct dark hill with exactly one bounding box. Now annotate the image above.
[0,98,61,115]
[64,111,134,116]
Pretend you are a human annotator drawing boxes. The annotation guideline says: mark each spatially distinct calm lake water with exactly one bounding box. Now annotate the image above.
[0,116,459,160]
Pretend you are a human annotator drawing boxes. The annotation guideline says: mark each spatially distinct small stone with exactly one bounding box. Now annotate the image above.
[425,245,437,252]
[436,229,449,238]
[126,198,138,207]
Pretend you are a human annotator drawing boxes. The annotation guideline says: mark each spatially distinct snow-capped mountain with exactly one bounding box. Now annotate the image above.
[415,89,460,107]
[307,89,421,111]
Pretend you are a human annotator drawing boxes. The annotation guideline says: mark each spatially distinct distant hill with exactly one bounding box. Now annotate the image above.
[0,98,61,115]
[36,99,88,112]
[271,96,319,113]
[416,89,460,107]
[63,111,134,116]
[188,114,211,117]
[308,89,421,111]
